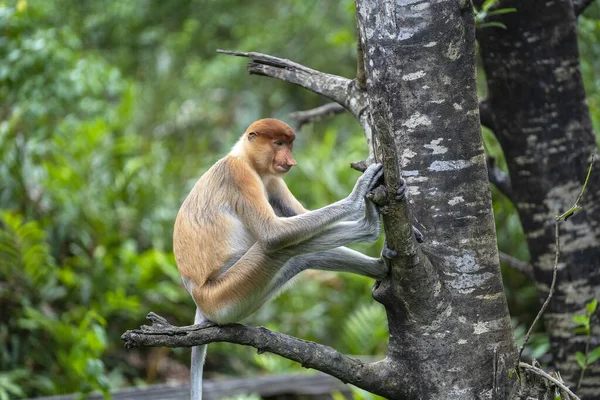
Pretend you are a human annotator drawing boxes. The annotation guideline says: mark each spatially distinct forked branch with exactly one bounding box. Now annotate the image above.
[217,50,367,118]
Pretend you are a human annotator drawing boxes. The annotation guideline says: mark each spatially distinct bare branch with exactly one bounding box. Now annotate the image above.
[217,50,367,118]
[122,312,383,392]
[499,252,534,280]
[573,0,595,15]
[289,102,347,129]
[519,362,581,400]
[487,157,514,202]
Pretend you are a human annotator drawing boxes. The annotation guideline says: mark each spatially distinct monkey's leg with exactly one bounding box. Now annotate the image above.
[261,246,387,302]
[193,219,378,324]
[194,196,382,323]
[192,243,293,323]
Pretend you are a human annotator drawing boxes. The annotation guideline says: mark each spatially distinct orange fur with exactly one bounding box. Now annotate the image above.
[173,119,301,322]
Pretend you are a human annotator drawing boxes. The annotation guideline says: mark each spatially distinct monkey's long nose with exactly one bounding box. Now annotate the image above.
[287,157,297,168]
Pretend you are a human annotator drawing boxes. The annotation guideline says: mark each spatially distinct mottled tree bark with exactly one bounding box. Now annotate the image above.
[476,0,600,397]
[355,0,518,398]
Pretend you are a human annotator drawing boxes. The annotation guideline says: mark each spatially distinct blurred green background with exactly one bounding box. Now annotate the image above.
[0,0,598,398]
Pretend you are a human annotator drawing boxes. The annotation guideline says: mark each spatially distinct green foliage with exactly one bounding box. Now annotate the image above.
[573,299,599,373]
[513,320,550,360]
[334,386,386,400]
[474,0,517,30]
[577,10,600,139]
[342,304,388,355]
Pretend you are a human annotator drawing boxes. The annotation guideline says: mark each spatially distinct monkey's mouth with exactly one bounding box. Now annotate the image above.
[275,165,292,173]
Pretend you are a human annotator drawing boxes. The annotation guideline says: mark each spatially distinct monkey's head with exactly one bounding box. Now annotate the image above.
[244,118,297,175]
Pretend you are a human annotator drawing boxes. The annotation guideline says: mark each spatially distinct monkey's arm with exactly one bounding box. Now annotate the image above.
[267,178,309,217]
[234,162,383,252]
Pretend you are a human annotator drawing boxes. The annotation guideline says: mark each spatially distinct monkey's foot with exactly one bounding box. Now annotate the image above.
[142,312,215,335]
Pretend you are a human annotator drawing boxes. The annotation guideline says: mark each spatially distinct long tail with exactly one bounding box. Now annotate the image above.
[190,308,207,400]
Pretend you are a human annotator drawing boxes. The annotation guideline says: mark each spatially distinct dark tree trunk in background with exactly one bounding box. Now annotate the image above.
[356,1,517,397]
[477,1,600,397]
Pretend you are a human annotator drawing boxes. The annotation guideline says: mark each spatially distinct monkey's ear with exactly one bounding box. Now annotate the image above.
[248,131,258,141]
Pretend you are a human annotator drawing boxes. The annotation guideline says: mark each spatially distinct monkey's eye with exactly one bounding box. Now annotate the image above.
[274,141,284,147]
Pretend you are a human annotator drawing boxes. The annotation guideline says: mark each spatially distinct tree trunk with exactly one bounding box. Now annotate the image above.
[476,1,600,397]
[356,0,517,398]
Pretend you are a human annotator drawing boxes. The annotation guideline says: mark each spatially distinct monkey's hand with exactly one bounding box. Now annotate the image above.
[357,197,382,242]
[347,163,383,216]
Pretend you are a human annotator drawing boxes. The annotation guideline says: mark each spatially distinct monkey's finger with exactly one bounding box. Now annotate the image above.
[364,163,383,177]
[354,163,383,197]
[395,178,407,201]
[367,165,385,192]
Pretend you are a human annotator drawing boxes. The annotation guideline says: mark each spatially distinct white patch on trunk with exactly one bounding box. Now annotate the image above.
[476,292,503,300]
[473,318,505,335]
[428,159,471,171]
[424,138,448,154]
[402,112,432,130]
[402,149,417,167]
[402,70,426,81]
[448,196,464,206]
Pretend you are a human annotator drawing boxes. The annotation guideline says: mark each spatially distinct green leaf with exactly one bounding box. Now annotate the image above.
[479,22,508,30]
[482,0,497,12]
[586,298,598,314]
[575,326,590,335]
[487,8,517,16]
[576,351,587,368]
[573,314,590,327]
[588,347,600,364]
[2,381,25,397]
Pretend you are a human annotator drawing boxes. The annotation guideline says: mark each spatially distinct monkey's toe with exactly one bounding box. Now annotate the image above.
[396,178,407,201]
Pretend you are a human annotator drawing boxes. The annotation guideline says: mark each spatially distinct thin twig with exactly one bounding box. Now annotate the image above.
[518,157,594,364]
[519,362,581,400]
[574,155,595,207]
[557,154,595,221]
[289,103,347,129]
[517,218,560,363]
[499,252,534,280]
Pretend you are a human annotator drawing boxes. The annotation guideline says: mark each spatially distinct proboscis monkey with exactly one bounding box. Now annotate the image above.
[173,118,400,400]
